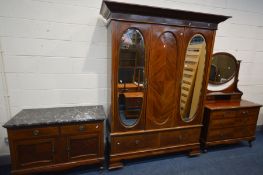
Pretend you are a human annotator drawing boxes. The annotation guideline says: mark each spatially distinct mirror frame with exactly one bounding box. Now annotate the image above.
[208,52,238,85]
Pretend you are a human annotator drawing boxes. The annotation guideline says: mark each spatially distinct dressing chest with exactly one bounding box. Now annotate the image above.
[201,52,262,150]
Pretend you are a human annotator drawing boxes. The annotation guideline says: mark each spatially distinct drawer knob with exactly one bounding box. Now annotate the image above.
[79,125,85,131]
[242,111,248,115]
[32,129,39,136]
[96,125,99,129]
[117,142,120,145]
[179,135,182,141]
[135,140,140,145]
[177,135,182,143]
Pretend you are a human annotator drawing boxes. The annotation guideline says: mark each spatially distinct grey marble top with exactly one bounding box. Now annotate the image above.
[3,105,105,128]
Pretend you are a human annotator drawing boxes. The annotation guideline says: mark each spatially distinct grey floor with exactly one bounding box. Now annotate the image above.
[1,131,263,175]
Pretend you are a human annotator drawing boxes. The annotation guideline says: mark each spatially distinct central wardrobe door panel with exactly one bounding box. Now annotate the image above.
[146,25,184,129]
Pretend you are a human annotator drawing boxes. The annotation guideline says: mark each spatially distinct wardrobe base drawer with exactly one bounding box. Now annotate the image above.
[111,133,158,154]
[160,128,200,147]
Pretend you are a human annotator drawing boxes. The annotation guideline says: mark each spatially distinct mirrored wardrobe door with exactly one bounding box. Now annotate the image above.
[118,28,145,127]
[113,22,150,131]
[180,34,207,122]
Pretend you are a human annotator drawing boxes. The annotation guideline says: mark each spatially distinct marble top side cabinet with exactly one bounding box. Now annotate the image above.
[3,106,105,175]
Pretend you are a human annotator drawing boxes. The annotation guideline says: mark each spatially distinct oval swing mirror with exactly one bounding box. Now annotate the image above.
[209,52,237,84]
[117,28,145,127]
[180,34,206,122]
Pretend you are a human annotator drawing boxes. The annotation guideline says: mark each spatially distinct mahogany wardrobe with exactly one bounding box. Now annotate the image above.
[100,0,230,169]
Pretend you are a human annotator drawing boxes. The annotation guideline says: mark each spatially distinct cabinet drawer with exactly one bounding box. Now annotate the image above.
[9,127,59,140]
[235,116,258,126]
[112,133,158,154]
[61,123,101,135]
[211,108,259,120]
[211,110,236,119]
[160,128,200,147]
[207,128,235,141]
[236,108,259,117]
[234,125,256,138]
[209,116,258,129]
[209,118,235,129]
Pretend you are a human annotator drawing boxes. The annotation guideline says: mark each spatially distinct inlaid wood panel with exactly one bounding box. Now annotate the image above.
[146,25,184,129]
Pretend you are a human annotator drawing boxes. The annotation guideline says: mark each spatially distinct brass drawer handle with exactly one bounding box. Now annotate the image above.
[79,125,85,131]
[32,129,39,136]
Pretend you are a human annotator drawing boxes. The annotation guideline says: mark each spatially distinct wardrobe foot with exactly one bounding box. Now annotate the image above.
[189,148,201,157]
[109,160,124,170]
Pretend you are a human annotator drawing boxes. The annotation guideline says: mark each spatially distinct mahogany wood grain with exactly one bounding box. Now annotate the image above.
[146,24,183,129]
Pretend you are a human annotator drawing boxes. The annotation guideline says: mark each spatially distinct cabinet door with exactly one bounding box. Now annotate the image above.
[66,134,100,161]
[112,21,150,132]
[14,138,56,168]
[179,28,215,125]
[146,25,184,129]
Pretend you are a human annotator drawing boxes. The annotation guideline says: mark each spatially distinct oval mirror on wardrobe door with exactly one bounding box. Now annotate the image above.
[117,28,145,127]
[180,34,206,122]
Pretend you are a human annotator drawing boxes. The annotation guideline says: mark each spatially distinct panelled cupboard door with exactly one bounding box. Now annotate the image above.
[178,28,215,126]
[66,134,100,161]
[14,138,56,169]
[112,21,150,132]
[146,25,184,129]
